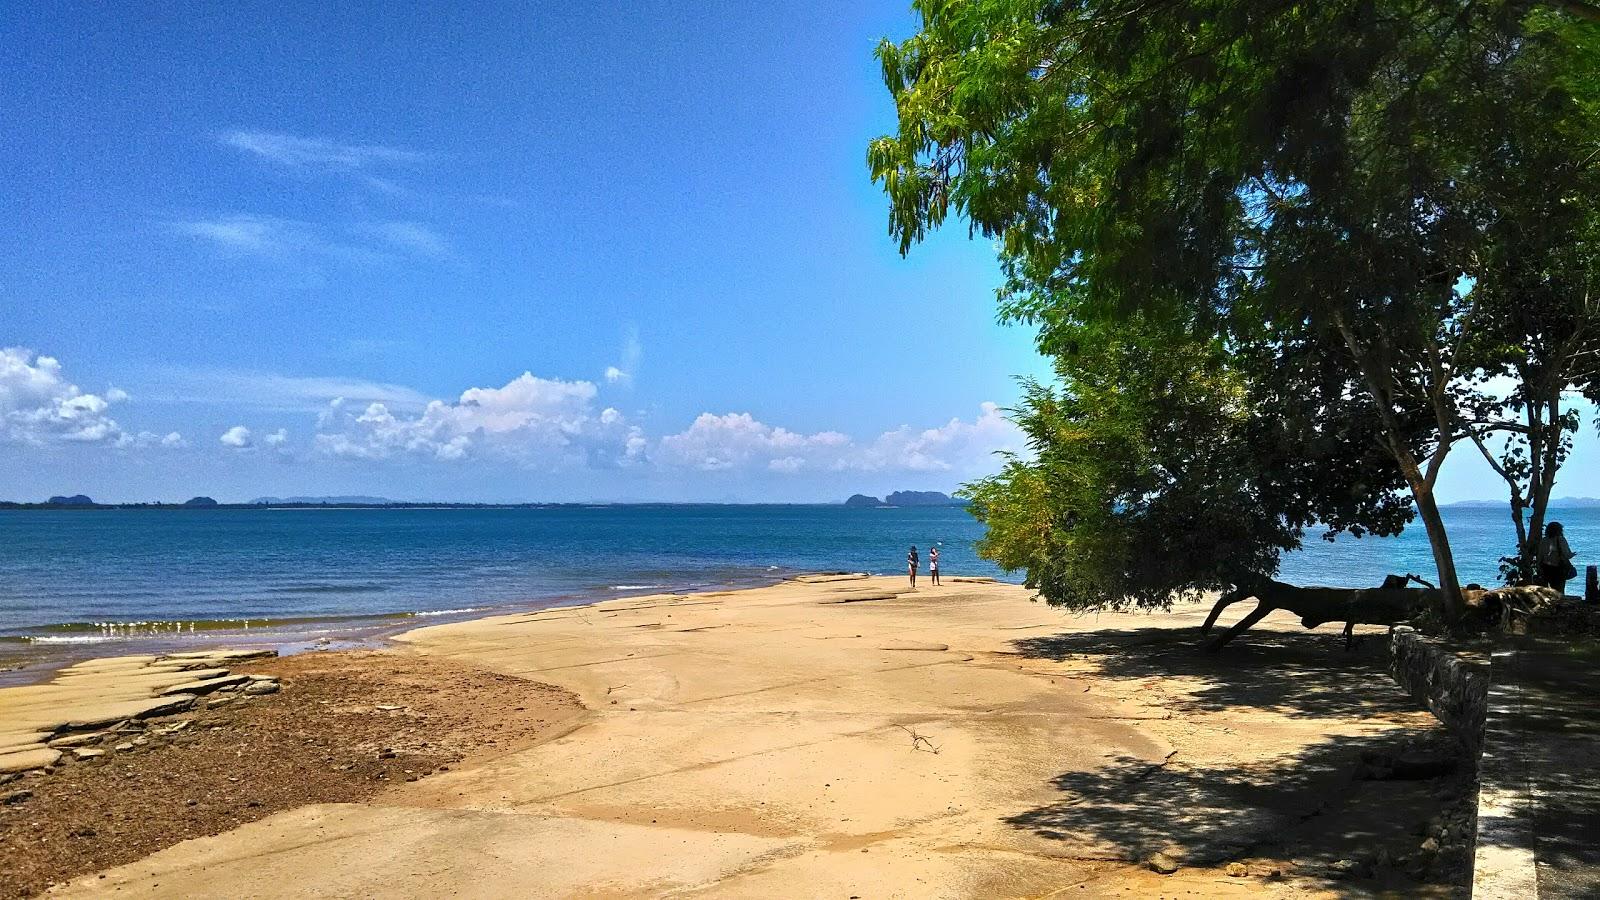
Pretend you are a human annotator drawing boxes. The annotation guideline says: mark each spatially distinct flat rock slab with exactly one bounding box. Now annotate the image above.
[791,573,870,584]
[160,649,277,663]
[0,746,61,773]
[161,674,251,696]
[46,732,106,749]
[60,694,196,731]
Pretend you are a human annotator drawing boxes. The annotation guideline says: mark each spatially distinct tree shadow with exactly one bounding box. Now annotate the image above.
[1004,731,1472,890]
[1011,624,1421,720]
[1003,624,1473,892]
[1502,645,1600,896]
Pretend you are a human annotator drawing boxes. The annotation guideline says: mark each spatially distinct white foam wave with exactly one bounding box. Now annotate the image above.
[408,606,492,618]
[609,584,664,591]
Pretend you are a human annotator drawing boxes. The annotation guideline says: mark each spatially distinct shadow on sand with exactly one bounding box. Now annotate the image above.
[1003,624,1473,894]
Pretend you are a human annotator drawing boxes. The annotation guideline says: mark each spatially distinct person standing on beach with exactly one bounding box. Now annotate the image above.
[907,545,919,588]
[928,546,940,586]
[1541,521,1577,596]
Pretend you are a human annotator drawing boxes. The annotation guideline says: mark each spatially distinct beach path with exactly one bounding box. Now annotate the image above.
[53,577,1439,897]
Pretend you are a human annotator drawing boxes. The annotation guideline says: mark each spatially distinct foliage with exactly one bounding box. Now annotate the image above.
[874,0,1600,612]
[962,316,1412,611]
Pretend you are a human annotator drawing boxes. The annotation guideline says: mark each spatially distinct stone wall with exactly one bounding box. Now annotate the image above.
[1388,626,1490,756]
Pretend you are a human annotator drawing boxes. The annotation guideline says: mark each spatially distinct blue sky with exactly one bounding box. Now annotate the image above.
[1,1,1594,504]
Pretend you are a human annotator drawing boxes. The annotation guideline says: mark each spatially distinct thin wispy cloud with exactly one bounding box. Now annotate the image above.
[221,130,427,170]
[136,368,434,414]
[175,215,288,254]
[363,221,450,258]
[605,327,643,387]
[175,215,447,264]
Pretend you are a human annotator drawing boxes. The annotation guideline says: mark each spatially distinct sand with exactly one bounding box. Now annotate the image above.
[27,576,1467,897]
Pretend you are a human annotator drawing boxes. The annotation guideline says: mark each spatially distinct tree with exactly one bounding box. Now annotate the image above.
[964,316,1415,614]
[1454,12,1600,581]
[871,0,1600,622]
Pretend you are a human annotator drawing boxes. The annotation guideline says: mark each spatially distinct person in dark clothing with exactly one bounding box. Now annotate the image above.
[1541,521,1577,596]
[907,545,919,588]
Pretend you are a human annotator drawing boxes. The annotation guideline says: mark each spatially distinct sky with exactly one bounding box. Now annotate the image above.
[1,1,1594,504]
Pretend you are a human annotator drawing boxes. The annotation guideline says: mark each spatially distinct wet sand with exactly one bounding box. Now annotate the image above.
[11,576,1469,897]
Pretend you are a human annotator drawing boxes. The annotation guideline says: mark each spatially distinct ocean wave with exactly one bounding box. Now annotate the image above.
[261,582,390,594]
[608,584,664,591]
[406,606,493,617]
[21,634,121,645]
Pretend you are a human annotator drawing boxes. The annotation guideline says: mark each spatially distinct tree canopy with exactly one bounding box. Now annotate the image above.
[872,0,1600,615]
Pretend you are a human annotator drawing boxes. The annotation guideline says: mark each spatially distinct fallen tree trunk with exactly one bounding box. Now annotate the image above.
[1199,576,1440,652]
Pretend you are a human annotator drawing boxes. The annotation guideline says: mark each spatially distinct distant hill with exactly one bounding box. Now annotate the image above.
[844,494,886,508]
[844,491,963,507]
[885,491,962,507]
[249,495,395,505]
[46,494,95,506]
[1443,497,1600,509]
[183,496,219,507]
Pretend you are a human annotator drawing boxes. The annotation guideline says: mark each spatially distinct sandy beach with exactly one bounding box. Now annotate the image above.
[3,576,1472,897]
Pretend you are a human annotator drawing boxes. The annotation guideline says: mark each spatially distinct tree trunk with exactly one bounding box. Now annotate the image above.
[1411,487,1466,622]
[1200,577,1437,651]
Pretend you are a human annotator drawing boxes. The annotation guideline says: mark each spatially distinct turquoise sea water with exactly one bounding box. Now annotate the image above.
[0,505,1593,654]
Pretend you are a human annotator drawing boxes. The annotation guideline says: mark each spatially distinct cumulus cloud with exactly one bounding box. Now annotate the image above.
[656,413,849,472]
[655,403,1021,476]
[220,425,253,448]
[848,402,1022,473]
[119,430,187,450]
[0,347,127,445]
[314,372,641,467]
[264,428,289,448]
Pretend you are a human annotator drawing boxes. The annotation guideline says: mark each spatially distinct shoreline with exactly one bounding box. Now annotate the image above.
[0,570,819,688]
[5,576,1473,896]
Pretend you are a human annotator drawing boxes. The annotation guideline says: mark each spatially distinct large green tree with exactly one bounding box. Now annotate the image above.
[872,0,1600,620]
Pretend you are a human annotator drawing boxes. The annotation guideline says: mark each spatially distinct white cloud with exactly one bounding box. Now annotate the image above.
[220,425,253,448]
[849,402,1021,473]
[139,368,433,413]
[175,215,288,254]
[314,372,639,467]
[118,430,187,450]
[363,221,449,258]
[656,413,850,472]
[655,403,1020,476]
[220,131,426,170]
[604,328,643,387]
[0,347,127,445]
[263,428,289,448]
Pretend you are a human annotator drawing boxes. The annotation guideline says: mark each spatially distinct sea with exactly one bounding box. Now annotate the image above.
[1,504,1594,676]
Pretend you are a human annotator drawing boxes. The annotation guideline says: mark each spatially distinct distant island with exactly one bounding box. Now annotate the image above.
[844,491,963,508]
[249,495,396,506]
[184,496,219,507]
[1442,497,1600,509]
[46,494,95,506]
